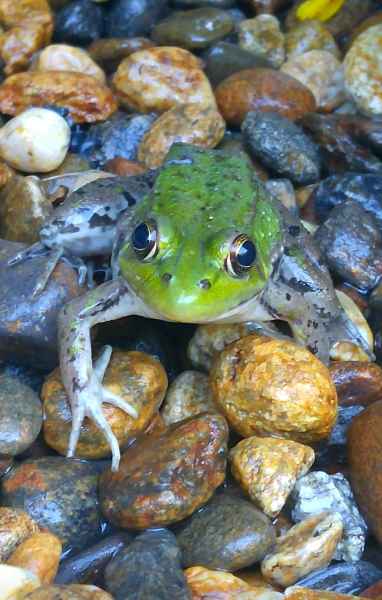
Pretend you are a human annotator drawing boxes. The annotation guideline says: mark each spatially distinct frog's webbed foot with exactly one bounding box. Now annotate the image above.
[68,345,138,471]
[7,242,49,267]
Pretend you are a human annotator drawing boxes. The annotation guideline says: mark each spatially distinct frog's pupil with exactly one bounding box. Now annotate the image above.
[133,223,150,251]
[237,240,256,267]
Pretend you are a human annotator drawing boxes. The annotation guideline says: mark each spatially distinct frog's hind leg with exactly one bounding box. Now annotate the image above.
[7,241,49,266]
[8,243,65,298]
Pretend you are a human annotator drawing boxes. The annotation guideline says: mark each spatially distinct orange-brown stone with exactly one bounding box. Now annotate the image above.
[7,531,62,583]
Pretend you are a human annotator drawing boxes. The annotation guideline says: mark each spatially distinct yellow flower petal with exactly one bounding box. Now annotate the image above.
[296,0,346,22]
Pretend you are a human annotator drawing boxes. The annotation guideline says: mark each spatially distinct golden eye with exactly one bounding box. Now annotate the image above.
[226,234,257,277]
[132,220,158,261]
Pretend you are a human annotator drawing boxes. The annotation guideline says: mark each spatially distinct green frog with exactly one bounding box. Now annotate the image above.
[58,144,371,470]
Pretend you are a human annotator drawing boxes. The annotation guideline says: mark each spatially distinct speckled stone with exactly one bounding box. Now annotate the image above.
[0,507,38,562]
[105,530,191,600]
[238,15,285,68]
[285,20,340,59]
[100,413,228,529]
[229,437,315,518]
[177,494,276,571]
[261,513,343,587]
[282,50,345,112]
[344,25,382,116]
[161,371,217,426]
[291,471,367,562]
[0,373,42,456]
[25,585,113,600]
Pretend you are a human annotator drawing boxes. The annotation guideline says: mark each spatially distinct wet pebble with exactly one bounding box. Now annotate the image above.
[43,349,167,459]
[185,566,282,599]
[344,25,382,116]
[0,373,42,456]
[265,178,298,214]
[1,457,103,553]
[100,413,228,528]
[229,437,314,518]
[314,201,382,291]
[282,50,345,112]
[261,513,343,587]
[25,585,113,600]
[104,0,169,38]
[178,493,276,571]
[88,37,153,74]
[34,44,106,83]
[152,8,234,49]
[113,47,216,113]
[54,0,104,45]
[285,20,340,59]
[211,335,337,443]
[8,531,62,584]
[104,529,190,600]
[291,471,367,562]
[242,111,321,184]
[329,361,382,407]
[161,370,217,426]
[138,104,225,169]
[215,67,316,126]
[0,507,39,562]
[238,15,285,68]
[293,561,382,594]
[0,564,41,598]
[202,41,272,87]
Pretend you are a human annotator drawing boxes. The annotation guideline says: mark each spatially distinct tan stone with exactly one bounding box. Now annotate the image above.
[0,564,41,599]
[138,103,225,169]
[261,513,343,587]
[162,370,218,426]
[24,585,113,600]
[7,531,62,584]
[238,15,285,68]
[113,46,216,113]
[230,436,315,517]
[211,335,337,443]
[34,44,106,83]
[285,588,359,600]
[0,507,38,562]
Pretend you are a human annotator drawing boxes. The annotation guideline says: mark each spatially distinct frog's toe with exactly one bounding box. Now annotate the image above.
[102,388,138,419]
[88,400,121,471]
[67,405,85,459]
[94,345,113,381]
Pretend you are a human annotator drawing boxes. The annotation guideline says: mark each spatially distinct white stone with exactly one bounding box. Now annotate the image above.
[0,564,40,599]
[0,108,70,173]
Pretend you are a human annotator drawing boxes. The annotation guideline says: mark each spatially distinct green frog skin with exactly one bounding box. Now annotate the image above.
[58,144,371,470]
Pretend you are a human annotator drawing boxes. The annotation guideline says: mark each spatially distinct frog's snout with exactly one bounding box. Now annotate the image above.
[160,271,211,291]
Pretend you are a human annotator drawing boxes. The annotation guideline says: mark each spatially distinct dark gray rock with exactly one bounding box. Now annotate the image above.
[177,493,275,571]
[0,374,42,456]
[242,111,321,185]
[203,42,271,87]
[105,0,170,38]
[105,529,191,600]
[294,561,382,594]
[54,0,104,46]
[314,200,382,291]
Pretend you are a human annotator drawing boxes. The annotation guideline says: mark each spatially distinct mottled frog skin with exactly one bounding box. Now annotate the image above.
[57,144,371,469]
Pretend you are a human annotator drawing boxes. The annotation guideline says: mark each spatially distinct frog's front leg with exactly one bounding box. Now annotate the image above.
[58,278,151,470]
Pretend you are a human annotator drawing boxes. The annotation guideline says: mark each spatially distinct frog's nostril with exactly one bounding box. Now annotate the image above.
[199,279,211,290]
[162,272,172,284]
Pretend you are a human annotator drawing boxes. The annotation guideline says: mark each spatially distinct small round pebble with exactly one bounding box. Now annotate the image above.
[54,0,104,45]
[344,25,382,116]
[0,373,42,456]
[138,103,225,169]
[0,507,39,562]
[0,564,41,598]
[282,50,345,112]
[229,437,315,518]
[42,350,167,459]
[261,513,343,587]
[0,108,70,173]
[238,15,285,68]
[285,20,340,59]
[161,370,217,425]
[8,531,62,584]
[34,44,106,83]
[177,493,276,571]
[88,37,154,74]
[211,335,337,443]
[330,361,382,407]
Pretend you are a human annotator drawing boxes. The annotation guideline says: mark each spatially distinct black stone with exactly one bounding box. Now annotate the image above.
[202,42,271,87]
[295,561,382,594]
[54,0,104,46]
[105,529,191,600]
[105,0,170,38]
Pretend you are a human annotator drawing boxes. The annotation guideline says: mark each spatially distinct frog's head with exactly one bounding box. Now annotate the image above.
[119,144,283,323]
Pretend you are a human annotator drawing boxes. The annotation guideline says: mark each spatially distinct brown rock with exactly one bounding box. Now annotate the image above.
[261,513,343,587]
[42,350,168,459]
[103,158,146,177]
[250,0,290,14]
[0,71,117,123]
[34,44,106,84]
[138,103,225,169]
[99,412,228,529]
[281,50,345,112]
[285,589,359,600]
[0,0,53,75]
[7,531,62,584]
[215,67,316,126]
[25,584,113,600]
[88,37,154,73]
[0,507,39,562]
[348,400,382,544]
[211,335,337,443]
[330,361,382,407]
[0,160,14,187]
[0,175,50,244]
[161,370,218,426]
[185,566,283,599]
[113,46,216,113]
[361,580,382,598]
[237,569,281,590]
[229,437,315,517]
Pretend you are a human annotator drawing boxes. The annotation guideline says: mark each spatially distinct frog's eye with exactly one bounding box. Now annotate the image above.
[132,220,158,260]
[226,234,257,277]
